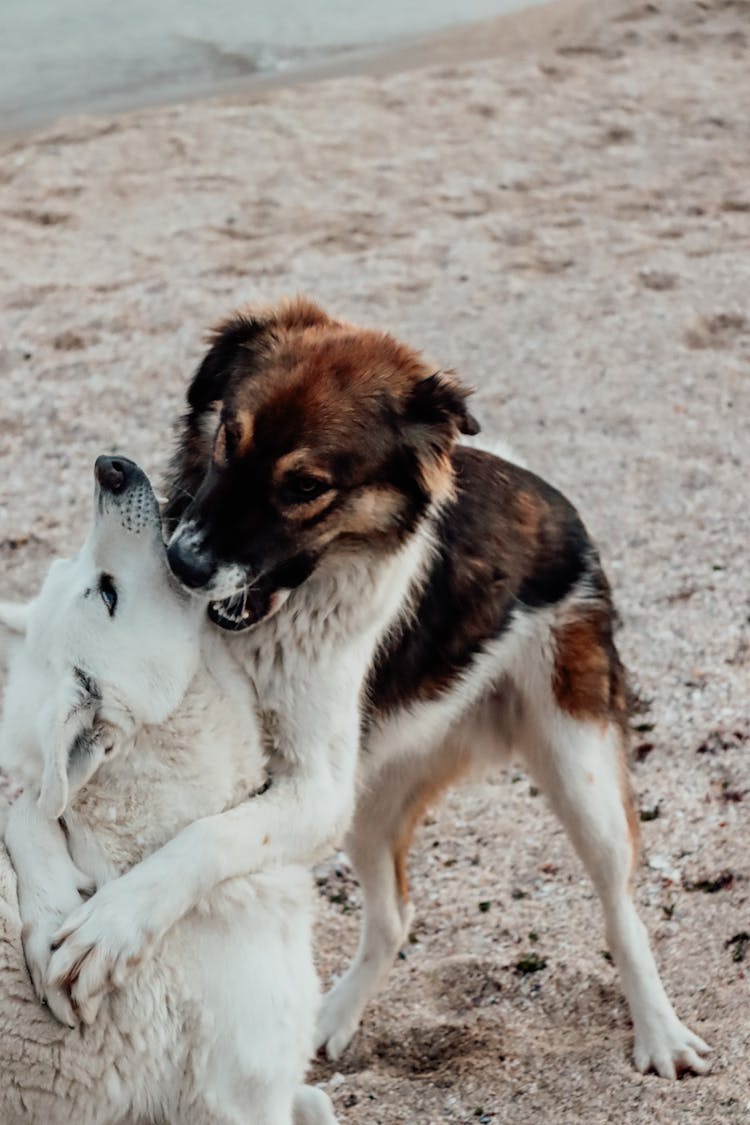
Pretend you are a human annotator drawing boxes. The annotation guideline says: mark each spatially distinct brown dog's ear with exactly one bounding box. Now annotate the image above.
[187,314,271,413]
[164,314,270,527]
[186,296,332,415]
[403,372,480,500]
[406,371,480,443]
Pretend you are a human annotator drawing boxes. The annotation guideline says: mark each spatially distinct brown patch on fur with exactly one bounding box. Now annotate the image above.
[417,449,456,504]
[262,834,270,845]
[233,309,433,414]
[514,489,544,542]
[215,413,255,466]
[552,604,638,878]
[273,448,318,481]
[213,423,228,465]
[552,610,619,723]
[336,487,406,540]
[206,296,335,349]
[233,409,255,455]
[251,295,334,335]
[393,749,472,903]
[286,491,338,524]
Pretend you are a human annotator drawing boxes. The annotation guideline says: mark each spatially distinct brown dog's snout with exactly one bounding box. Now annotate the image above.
[95,455,138,495]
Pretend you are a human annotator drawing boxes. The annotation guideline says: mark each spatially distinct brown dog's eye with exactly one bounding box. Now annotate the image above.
[281,473,330,505]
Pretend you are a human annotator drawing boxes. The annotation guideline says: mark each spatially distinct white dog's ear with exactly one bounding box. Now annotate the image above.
[38,675,105,820]
[38,709,80,820]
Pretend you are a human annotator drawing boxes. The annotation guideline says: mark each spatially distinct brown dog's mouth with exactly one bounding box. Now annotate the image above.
[208,584,274,632]
[206,553,317,632]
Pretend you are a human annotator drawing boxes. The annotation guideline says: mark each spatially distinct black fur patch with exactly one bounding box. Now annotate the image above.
[270,552,318,590]
[66,727,101,793]
[73,666,101,702]
[379,447,431,538]
[163,316,272,531]
[516,511,588,610]
[367,448,591,717]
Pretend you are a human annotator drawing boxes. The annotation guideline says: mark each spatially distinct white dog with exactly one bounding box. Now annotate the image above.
[0,455,335,1125]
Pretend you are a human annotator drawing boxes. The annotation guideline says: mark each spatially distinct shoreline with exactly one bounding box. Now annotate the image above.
[2,0,613,144]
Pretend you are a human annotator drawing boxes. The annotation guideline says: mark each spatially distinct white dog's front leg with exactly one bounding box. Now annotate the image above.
[5,791,95,1027]
[47,752,357,1020]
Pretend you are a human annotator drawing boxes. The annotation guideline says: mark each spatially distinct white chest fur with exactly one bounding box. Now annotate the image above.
[229,525,435,765]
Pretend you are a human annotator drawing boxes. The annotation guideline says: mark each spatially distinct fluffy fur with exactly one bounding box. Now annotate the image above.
[0,457,335,1125]
[46,299,709,1080]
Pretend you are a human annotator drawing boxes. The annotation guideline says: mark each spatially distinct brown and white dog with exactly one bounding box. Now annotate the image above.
[49,297,709,1079]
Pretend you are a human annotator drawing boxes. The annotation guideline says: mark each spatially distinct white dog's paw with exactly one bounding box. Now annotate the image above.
[46,881,158,1025]
[23,920,79,1028]
[20,863,95,1028]
[315,978,366,1061]
[633,1014,711,1079]
[293,1085,338,1125]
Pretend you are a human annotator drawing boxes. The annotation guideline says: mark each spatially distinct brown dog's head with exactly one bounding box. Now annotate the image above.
[165,297,479,630]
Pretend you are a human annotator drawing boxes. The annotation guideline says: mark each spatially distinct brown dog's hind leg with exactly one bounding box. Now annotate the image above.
[517,613,710,1077]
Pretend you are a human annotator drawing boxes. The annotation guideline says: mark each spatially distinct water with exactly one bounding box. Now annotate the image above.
[0,0,538,132]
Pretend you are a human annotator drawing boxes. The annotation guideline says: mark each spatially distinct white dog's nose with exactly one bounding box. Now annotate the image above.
[95,455,138,495]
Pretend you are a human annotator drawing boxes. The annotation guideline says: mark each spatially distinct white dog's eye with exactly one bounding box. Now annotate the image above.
[99,573,118,617]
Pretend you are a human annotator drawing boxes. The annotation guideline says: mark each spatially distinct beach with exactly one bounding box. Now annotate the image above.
[1,0,749,1120]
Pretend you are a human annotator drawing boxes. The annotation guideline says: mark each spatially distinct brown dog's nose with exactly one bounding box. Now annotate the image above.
[95,455,137,495]
[167,536,216,590]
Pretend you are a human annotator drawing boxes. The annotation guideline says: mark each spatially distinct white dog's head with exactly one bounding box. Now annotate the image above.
[0,456,203,819]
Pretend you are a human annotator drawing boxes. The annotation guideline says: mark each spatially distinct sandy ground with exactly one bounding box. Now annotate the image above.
[1,0,749,1121]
